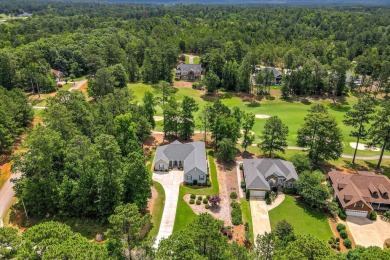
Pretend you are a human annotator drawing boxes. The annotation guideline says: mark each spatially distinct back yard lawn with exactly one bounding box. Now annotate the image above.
[269,195,333,241]
[173,151,219,232]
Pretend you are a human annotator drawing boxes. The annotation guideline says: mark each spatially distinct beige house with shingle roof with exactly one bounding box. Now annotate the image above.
[328,171,390,218]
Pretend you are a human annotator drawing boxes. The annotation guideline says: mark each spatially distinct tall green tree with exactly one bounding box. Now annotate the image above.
[241,112,255,151]
[142,91,156,129]
[295,171,329,209]
[297,105,343,163]
[259,116,288,157]
[369,101,390,169]
[343,97,375,164]
[180,96,199,140]
[204,70,220,94]
[255,232,275,260]
[216,138,237,162]
[88,67,116,99]
[111,63,129,88]
[106,204,151,258]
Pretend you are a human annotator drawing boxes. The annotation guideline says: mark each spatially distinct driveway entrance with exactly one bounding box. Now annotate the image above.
[250,198,271,239]
[346,216,390,248]
[152,170,183,247]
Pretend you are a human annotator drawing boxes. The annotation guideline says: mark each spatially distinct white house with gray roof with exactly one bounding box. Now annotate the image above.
[243,158,298,197]
[153,141,208,183]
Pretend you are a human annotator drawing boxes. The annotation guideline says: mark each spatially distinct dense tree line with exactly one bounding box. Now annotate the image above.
[0,2,389,95]
[12,89,152,219]
[0,86,33,155]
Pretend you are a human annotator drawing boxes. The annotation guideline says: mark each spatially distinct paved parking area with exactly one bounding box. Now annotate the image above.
[250,198,271,239]
[152,171,183,247]
[346,216,390,248]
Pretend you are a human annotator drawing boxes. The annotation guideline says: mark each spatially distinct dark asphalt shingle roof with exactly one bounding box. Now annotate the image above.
[243,159,298,190]
[154,140,207,175]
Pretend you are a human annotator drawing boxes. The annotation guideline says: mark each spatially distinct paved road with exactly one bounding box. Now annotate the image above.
[0,172,20,226]
[250,198,271,239]
[152,170,183,247]
[68,79,87,91]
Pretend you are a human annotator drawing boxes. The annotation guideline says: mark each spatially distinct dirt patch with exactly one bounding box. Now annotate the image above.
[77,82,88,93]
[255,114,270,119]
[140,186,158,238]
[0,163,12,189]
[327,216,356,252]
[232,224,248,246]
[172,81,195,89]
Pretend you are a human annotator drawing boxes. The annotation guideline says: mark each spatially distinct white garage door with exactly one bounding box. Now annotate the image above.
[251,190,266,197]
[346,209,368,217]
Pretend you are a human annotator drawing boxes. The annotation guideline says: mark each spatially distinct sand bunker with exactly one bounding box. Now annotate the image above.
[153,116,164,121]
[240,129,255,135]
[349,142,380,152]
[255,114,270,119]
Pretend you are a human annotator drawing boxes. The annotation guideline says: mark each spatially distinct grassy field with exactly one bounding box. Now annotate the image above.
[148,181,165,239]
[173,151,219,232]
[241,198,254,243]
[0,13,29,24]
[129,82,388,157]
[269,195,333,241]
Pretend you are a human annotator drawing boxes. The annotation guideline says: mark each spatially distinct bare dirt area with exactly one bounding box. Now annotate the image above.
[140,186,158,238]
[327,216,355,252]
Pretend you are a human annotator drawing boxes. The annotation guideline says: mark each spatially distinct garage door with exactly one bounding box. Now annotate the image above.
[346,209,368,217]
[250,190,266,197]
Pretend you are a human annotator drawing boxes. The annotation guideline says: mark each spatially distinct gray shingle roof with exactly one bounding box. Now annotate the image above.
[154,140,207,175]
[176,64,202,75]
[243,159,298,190]
[264,67,282,78]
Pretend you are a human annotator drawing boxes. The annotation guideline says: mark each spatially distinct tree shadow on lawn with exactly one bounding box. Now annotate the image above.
[294,197,328,222]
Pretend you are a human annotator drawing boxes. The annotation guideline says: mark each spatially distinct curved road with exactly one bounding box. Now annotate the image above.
[0,172,20,227]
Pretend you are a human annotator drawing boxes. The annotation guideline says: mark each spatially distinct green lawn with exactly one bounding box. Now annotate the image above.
[193,57,200,64]
[129,82,388,157]
[148,181,165,239]
[173,151,219,232]
[269,195,333,241]
[241,198,254,243]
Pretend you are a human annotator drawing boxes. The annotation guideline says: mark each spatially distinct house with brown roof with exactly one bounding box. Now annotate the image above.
[328,171,390,217]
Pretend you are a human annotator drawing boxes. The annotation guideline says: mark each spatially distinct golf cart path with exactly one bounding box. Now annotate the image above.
[152,170,183,247]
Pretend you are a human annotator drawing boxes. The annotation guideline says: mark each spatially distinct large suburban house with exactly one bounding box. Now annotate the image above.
[329,171,390,218]
[50,69,64,83]
[243,159,298,197]
[254,66,283,85]
[175,64,202,80]
[153,140,208,183]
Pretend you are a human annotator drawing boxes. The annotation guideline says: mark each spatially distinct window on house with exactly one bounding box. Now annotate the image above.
[187,175,192,181]
[199,174,205,180]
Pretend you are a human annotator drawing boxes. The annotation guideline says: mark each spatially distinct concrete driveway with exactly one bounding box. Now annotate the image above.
[152,170,183,247]
[346,216,390,248]
[250,198,271,239]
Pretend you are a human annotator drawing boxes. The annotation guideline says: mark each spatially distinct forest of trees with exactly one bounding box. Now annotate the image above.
[0,87,33,155]
[0,2,389,95]
[12,88,152,219]
[1,1,390,259]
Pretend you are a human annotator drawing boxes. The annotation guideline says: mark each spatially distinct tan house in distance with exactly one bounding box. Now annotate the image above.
[328,171,390,218]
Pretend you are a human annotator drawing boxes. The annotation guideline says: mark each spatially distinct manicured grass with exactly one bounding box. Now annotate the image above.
[193,57,200,64]
[130,82,388,156]
[148,181,165,239]
[185,55,190,64]
[173,151,219,232]
[241,198,254,243]
[269,195,333,241]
